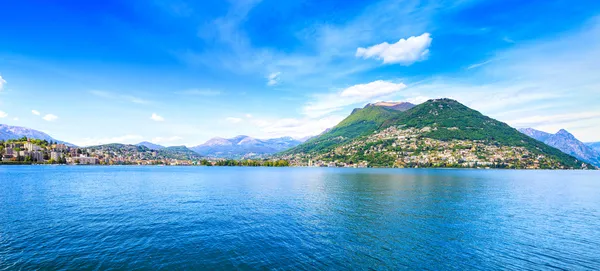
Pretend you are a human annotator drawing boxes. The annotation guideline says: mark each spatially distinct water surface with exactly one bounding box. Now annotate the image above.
[1,166,599,270]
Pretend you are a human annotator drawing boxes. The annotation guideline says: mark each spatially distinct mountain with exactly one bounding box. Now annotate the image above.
[587,142,600,153]
[191,135,303,158]
[136,141,165,150]
[0,124,74,146]
[283,99,591,169]
[519,128,600,167]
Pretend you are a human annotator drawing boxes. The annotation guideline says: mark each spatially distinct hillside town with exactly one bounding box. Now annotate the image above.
[283,126,591,169]
[0,138,199,165]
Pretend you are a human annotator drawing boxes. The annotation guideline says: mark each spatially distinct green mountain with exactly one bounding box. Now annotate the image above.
[285,104,405,154]
[283,99,591,169]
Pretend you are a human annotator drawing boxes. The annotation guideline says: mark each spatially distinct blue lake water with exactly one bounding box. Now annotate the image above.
[0,166,599,270]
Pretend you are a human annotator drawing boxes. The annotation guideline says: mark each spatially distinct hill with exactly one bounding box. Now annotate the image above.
[520,128,600,167]
[191,135,302,159]
[283,99,591,169]
[84,144,202,161]
[0,124,74,146]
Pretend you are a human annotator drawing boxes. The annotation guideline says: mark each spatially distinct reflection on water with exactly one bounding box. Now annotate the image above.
[0,167,599,270]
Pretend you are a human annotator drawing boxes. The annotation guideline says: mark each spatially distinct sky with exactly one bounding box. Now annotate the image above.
[1,0,599,146]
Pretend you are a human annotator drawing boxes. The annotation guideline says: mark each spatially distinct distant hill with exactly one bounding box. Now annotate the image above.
[191,135,302,159]
[136,141,165,150]
[282,99,591,169]
[84,143,202,160]
[520,128,600,167]
[0,124,74,146]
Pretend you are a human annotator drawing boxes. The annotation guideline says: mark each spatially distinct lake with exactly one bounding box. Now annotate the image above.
[0,166,599,270]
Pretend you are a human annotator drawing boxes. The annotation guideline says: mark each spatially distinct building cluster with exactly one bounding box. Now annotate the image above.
[284,126,571,169]
[1,139,77,164]
[0,139,196,165]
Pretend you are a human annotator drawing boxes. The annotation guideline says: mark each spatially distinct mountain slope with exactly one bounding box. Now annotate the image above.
[520,128,600,167]
[287,104,405,154]
[284,99,590,169]
[191,135,302,158]
[587,142,600,153]
[136,141,165,150]
[0,124,74,146]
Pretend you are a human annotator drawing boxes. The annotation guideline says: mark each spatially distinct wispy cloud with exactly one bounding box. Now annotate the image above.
[42,114,58,121]
[31,110,40,116]
[150,113,165,122]
[151,136,183,144]
[0,111,7,118]
[0,75,6,90]
[303,80,407,117]
[356,33,432,65]
[74,134,144,147]
[252,115,345,139]
[267,72,281,86]
[90,90,151,104]
[177,89,221,96]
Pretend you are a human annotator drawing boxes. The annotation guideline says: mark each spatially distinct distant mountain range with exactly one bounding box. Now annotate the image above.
[282,99,591,169]
[519,128,600,167]
[190,135,305,159]
[136,141,165,150]
[0,124,74,146]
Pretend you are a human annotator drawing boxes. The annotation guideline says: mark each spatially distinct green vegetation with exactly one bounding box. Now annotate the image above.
[285,105,403,154]
[284,98,591,169]
[212,159,290,167]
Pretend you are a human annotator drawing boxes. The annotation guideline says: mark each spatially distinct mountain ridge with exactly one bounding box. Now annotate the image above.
[519,128,600,167]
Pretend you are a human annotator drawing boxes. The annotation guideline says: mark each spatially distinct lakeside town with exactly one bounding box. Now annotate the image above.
[0,137,290,166]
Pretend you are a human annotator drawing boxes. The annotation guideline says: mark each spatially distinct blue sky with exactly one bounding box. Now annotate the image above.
[1,0,599,146]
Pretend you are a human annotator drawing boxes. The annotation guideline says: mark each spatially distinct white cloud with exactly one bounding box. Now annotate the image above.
[13,117,18,121]
[31,110,40,116]
[507,112,600,128]
[225,117,243,123]
[356,33,432,65]
[151,136,183,144]
[255,115,345,139]
[303,80,407,117]
[340,80,407,98]
[74,134,144,147]
[150,113,165,122]
[0,75,6,90]
[0,111,7,118]
[42,114,58,121]
[267,72,281,86]
[245,114,253,118]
